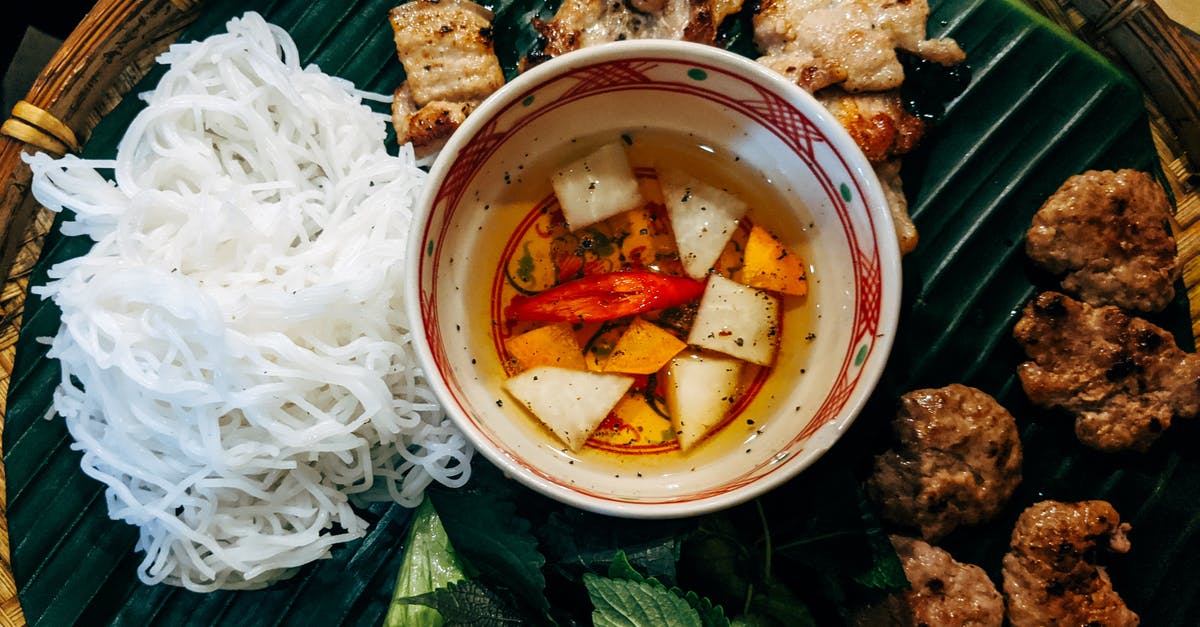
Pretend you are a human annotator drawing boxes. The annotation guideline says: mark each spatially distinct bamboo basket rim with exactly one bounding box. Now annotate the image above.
[0,0,1195,625]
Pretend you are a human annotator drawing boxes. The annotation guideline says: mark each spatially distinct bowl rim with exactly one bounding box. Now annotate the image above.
[406,39,902,519]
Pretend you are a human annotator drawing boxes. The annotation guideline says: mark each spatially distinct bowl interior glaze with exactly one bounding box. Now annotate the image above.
[407,40,901,518]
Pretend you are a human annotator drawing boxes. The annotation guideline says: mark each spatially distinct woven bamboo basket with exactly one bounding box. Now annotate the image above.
[0,0,1194,624]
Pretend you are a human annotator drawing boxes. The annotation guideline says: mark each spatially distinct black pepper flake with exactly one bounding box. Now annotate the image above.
[496,399,504,407]
[746,419,755,425]
[805,332,817,341]
[471,359,477,364]
[735,337,744,346]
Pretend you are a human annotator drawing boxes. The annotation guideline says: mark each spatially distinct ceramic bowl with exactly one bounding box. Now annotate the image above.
[406,39,901,518]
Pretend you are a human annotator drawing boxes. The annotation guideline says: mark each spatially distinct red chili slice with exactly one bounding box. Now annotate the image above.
[506,271,706,323]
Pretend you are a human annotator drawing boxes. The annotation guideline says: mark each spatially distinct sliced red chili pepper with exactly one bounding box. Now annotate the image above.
[506,271,706,323]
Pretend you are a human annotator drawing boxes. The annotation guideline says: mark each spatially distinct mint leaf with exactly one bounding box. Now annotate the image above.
[386,498,468,627]
[586,574,703,627]
[607,550,646,582]
[395,580,527,626]
[430,462,548,612]
[608,550,731,627]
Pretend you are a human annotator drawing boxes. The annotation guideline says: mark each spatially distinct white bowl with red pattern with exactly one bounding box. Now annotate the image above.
[406,39,901,518]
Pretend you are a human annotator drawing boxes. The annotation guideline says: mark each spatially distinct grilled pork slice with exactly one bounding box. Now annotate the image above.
[754,0,965,94]
[389,0,505,157]
[817,89,926,163]
[525,0,744,67]
[874,159,918,255]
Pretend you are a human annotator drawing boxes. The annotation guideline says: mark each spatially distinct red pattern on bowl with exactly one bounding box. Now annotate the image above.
[408,40,900,517]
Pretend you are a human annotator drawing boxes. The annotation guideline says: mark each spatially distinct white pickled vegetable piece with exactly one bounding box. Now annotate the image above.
[502,366,634,451]
[551,142,644,231]
[687,274,779,366]
[659,166,748,279]
[665,352,742,452]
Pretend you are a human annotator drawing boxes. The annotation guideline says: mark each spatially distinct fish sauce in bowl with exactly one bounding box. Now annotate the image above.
[490,131,822,472]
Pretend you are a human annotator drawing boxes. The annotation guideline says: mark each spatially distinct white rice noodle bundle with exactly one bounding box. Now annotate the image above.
[24,11,471,592]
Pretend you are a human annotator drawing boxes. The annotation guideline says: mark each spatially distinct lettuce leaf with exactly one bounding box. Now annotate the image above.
[385,497,468,627]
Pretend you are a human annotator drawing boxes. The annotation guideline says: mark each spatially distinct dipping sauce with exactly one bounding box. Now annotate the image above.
[490,132,818,457]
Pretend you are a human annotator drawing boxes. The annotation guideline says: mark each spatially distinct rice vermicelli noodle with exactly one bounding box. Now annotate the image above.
[23,12,471,591]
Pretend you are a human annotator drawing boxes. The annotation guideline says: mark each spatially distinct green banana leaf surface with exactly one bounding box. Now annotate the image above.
[6,0,1200,624]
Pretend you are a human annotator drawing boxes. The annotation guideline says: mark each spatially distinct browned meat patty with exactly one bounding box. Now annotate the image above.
[854,536,1004,626]
[867,384,1023,541]
[1026,169,1179,313]
[1003,500,1138,627]
[1013,291,1200,452]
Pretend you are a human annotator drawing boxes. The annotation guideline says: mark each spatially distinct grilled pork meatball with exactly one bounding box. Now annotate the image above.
[855,536,1004,626]
[1013,291,1200,452]
[868,384,1023,541]
[1026,169,1178,313]
[1003,500,1138,627]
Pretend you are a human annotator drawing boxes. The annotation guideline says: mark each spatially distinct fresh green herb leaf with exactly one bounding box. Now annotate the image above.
[607,550,731,627]
[607,550,646,582]
[586,573,703,627]
[386,497,468,627]
[429,462,549,613]
[395,580,528,626]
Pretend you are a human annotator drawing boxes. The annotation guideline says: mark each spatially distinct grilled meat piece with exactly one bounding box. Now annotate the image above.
[817,89,926,163]
[1013,291,1200,452]
[1003,500,1138,627]
[1026,169,1179,313]
[392,85,476,158]
[526,0,743,66]
[868,384,1023,541]
[874,159,918,254]
[389,0,505,156]
[855,536,1004,627]
[753,0,965,94]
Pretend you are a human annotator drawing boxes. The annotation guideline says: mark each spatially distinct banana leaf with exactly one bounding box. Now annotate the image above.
[6,0,1198,624]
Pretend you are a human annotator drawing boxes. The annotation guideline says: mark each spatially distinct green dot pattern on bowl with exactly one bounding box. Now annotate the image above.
[427,240,434,257]
[687,68,707,81]
[854,343,869,367]
[522,95,535,107]
[840,183,852,202]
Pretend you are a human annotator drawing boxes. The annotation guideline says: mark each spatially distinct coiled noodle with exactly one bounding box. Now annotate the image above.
[23,12,471,591]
